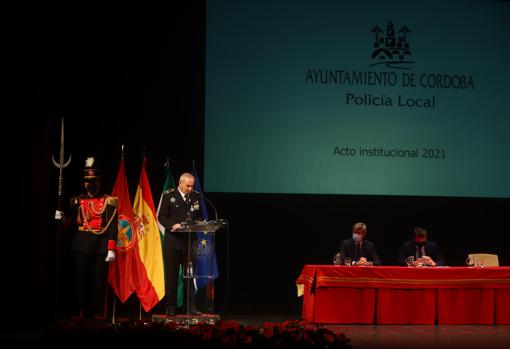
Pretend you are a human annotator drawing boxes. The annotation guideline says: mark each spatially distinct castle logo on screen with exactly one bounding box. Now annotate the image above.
[304,18,476,109]
[369,20,413,70]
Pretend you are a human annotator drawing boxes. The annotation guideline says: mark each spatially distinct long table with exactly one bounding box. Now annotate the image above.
[296,265,510,324]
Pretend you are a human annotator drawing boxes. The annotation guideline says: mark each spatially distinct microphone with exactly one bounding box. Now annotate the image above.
[192,189,219,222]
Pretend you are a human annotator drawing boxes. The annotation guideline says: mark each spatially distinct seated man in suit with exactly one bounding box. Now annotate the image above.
[336,222,382,266]
[398,227,445,266]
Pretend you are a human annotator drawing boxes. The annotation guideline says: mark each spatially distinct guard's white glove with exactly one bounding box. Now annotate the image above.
[55,210,64,220]
[105,250,116,262]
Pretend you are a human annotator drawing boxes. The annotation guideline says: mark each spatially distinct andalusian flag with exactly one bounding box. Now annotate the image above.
[156,159,176,241]
[108,157,137,302]
[133,158,165,311]
[155,159,184,307]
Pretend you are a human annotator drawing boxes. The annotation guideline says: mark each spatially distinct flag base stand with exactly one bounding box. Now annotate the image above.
[152,313,220,325]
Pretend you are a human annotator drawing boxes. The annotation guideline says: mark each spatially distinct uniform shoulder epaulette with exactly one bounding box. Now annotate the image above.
[163,188,175,194]
[105,195,118,207]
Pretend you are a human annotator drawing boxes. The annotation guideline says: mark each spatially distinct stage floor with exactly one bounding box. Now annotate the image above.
[221,311,510,349]
[326,323,510,349]
[3,311,510,348]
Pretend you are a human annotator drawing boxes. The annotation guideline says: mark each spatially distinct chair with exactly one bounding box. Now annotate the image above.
[468,253,499,267]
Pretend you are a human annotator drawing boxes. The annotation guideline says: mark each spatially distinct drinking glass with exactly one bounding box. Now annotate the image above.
[476,259,484,268]
[465,257,475,268]
[344,257,352,266]
[333,253,341,265]
[405,256,415,267]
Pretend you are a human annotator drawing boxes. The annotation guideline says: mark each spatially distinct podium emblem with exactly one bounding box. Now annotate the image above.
[192,238,213,261]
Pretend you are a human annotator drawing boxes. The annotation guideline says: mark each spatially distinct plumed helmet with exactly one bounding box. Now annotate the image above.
[83,157,102,181]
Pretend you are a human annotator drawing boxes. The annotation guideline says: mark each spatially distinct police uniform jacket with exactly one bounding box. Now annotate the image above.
[158,189,203,251]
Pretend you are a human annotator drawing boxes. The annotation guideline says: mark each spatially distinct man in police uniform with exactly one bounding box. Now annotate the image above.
[57,157,117,319]
[158,172,202,316]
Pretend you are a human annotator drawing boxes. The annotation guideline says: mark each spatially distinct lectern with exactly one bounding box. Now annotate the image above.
[175,219,227,318]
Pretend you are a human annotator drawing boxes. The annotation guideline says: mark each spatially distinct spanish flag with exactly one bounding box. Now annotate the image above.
[132,158,165,311]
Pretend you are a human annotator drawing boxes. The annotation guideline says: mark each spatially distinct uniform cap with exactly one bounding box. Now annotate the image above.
[83,157,102,180]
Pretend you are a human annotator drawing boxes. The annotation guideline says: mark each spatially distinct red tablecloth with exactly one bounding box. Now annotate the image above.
[296,265,510,324]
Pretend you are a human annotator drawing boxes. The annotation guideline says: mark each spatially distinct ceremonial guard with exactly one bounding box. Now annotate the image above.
[158,172,202,316]
[62,157,118,319]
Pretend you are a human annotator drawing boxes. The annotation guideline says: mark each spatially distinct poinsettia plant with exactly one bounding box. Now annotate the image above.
[44,318,350,348]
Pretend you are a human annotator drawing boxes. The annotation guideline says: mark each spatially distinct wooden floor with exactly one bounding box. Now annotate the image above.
[221,311,510,349]
[3,311,510,348]
[326,324,510,349]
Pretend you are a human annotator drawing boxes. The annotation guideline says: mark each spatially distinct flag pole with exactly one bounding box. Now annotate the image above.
[112,144,123,326]
[140,149,145,323]
[112,295,116,324]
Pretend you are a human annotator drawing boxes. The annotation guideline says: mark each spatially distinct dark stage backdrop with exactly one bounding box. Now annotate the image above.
[10,0,509,332]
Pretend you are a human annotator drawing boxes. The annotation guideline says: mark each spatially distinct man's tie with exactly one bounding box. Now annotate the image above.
[416,246,423,259]
[356,244,361,259]
[184,194,192,221]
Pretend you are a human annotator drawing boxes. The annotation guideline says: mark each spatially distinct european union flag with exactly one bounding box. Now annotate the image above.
[192,163,219,289]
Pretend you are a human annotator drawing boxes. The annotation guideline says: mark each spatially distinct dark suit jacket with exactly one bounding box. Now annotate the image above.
[158,189,203,251]
[398,240,445,266]
[339,238,382,265]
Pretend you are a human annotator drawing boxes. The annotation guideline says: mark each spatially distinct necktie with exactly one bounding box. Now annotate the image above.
[416,246,422,259]
[184,194,192,221]
[356,244,361,259]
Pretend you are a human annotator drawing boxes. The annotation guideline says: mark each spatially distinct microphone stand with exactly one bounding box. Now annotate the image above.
[192,190,220,222]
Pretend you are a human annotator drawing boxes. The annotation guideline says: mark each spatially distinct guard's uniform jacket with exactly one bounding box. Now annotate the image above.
[157,189,203,251]
[70,194,118,255]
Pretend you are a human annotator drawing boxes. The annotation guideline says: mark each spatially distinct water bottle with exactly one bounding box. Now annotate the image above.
[333,253,341,265]
[187,261,193,277]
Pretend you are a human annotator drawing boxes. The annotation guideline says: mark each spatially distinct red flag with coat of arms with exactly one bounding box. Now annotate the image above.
[108,157,138,302]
